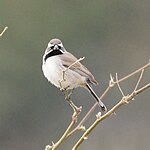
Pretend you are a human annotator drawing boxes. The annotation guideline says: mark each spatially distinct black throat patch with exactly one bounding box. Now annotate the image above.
[44,50,63,61]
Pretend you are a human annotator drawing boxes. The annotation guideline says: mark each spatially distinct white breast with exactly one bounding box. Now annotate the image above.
[42,56,86,90]
[42,56,63,88]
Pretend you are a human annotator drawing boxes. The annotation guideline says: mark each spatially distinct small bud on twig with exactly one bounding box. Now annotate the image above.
[79,125,86,131]
[45,145,52,150]
[96,112,102,119]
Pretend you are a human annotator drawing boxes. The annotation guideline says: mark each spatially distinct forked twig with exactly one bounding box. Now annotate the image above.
[67,86,111,137]
[45,57,85,150]
[45,108,80,150]
[116,73,125,97]
[117,62,149,83]
[72,70,150,149]
[134,69,144,91]
[68,61,150,137]
[59,57,85,90]
[68,74,116,137]
[45,61,149,150]
[64,57,85,72]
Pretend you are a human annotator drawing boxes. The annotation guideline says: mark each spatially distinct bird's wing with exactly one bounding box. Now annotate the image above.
[58,51,98,85]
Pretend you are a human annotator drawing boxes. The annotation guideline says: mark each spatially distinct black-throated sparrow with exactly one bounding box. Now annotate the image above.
[42,38,107,112]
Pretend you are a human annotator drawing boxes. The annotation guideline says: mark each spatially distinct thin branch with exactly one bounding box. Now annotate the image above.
[116,73,125,97]
[136,83,150,95]
[64,57,85,72]
[51,113,78,150]
[0,26,8,37]
[45,61,149,150]
[68,61,150,137]
[65,90,82,114]
[72,82,150,150]
[134,69,144,91]
[45,106,81,150]
[59,57,85,90]
[67,86,111,137]
[117,62,149,83]
[45,57,85,150]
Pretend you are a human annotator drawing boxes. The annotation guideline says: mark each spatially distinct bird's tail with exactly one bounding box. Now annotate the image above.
[86,83,107,112]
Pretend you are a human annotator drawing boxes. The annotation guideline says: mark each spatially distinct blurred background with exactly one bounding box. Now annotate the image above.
[0,0,150,150]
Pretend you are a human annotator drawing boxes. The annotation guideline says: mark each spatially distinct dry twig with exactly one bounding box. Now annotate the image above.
[72,64,149,149]
[44,61,150,150]
[68,61,150,137]
[45,57,85,150]
[0,26,8,37]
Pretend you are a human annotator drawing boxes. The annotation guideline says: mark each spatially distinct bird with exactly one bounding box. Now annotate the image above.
[42,38,107,112]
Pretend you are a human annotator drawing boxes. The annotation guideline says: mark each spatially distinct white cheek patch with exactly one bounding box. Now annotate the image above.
[59,43,63,48]
[48,42,53,48]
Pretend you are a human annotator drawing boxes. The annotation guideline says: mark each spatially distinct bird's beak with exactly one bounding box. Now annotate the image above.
[54,45,59,50]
